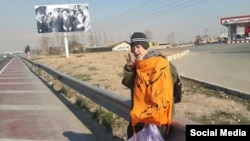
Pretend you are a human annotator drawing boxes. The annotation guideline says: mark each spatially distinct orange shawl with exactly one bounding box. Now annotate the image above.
[130,56,173,127]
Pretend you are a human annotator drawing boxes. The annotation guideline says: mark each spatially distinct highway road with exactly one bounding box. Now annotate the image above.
[171,42,250,95]
[0,57,116,141]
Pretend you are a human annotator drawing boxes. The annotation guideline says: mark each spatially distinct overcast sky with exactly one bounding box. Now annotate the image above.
[0,0,249,53]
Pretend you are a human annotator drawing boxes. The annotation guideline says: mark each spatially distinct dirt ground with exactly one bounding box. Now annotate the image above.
[30,49,250,139]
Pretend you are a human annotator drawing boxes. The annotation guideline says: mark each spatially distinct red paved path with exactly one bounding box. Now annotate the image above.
[0,57,97,141]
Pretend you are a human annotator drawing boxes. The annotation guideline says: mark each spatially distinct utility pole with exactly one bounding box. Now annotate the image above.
[204,28,208,37]
[171,32,175,47]
[217,15,223,37]
[204,29,208,43]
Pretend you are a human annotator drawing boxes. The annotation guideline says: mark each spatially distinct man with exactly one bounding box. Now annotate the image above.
[122,32,178,140]
[72,10,86,31]
[35,6,49,33]
[47,8,63,32]
[69,9,76,21]
[61,8,73,32]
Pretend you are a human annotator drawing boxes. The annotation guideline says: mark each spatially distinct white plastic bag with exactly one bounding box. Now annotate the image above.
[128,124,165,141]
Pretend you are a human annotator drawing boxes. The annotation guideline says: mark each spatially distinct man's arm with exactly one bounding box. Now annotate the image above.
[121,65,135,89]
[169,61,178,84]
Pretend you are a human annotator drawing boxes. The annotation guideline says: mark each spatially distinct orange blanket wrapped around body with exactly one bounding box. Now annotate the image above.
[130,56,173,127]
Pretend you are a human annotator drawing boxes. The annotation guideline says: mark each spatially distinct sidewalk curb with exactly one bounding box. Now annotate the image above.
[180,75,250,100]
[167,49,190,61]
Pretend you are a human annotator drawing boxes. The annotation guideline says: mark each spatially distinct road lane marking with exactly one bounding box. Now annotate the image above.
[0,105,62,111]
[0,82,41,84]
[0,90,48,93]
[0,77,35,79]
[0,138,48,141]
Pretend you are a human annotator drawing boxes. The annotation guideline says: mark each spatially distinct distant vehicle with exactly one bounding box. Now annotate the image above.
[3,54,12,58]
[220,37,228,43]
[246,36,250,40]
[231,34,246,41]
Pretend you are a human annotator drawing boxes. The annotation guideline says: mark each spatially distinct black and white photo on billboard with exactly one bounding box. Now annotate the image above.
[34,4,90,33]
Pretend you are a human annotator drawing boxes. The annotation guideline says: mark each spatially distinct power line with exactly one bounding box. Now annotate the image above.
[91,0,207,32]
[92,0,174,28]
[93,0,157,26]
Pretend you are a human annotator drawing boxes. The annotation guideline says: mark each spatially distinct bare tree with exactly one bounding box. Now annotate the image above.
[94,32,99,47]
[40,35,49,55]
[109,33,115,44]
[70,33,78,45]
[144,29,153,41]
[103,31,108,45]
[55,33,64,55]
[24,45,30,55]
[88,33,95,48]
[97,31,103,46]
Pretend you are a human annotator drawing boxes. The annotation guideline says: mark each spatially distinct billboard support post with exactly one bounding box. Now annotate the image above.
[64,33,69,58]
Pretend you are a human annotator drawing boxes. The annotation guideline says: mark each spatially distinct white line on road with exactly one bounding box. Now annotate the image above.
[0,82,40,84]
[0,105,62,111]
[0,138,48,141]
[0,90,48,93]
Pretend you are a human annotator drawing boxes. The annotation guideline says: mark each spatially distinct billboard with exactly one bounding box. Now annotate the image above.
[34,4,90,33]
[221,15,250,25]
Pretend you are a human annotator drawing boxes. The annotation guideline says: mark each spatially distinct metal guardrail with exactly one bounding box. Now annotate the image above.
[21,57,198,141]
[22,57,131,121]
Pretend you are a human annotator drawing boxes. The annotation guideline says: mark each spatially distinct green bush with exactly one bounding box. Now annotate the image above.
[103,112,116,127]
[93,108,116,131]
[88,66,98,71]
[59,86,74,98]
[74,74,92,81]
[75,97,91,110]
[36,68,43,76]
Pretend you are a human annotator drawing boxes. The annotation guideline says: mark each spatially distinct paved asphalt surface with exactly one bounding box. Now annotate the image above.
[0,58,98,141]
[171,42,250,96]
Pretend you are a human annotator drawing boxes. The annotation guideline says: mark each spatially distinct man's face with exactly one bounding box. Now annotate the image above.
[37,11,45,20]
[76,13,84,20]
[53,10,60,17]
[62,11,68,18]
[69,11,75,16]
[131,44,148,60]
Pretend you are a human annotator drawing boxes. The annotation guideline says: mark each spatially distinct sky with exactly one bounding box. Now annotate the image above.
[0,0,249,53]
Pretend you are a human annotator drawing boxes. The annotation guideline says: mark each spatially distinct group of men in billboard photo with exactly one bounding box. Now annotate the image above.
[35,4,90,33]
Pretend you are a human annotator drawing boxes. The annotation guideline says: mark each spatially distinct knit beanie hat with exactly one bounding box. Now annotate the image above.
[130,32,149,50]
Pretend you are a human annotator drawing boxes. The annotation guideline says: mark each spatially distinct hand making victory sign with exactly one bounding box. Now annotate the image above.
[125,53,135,70]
